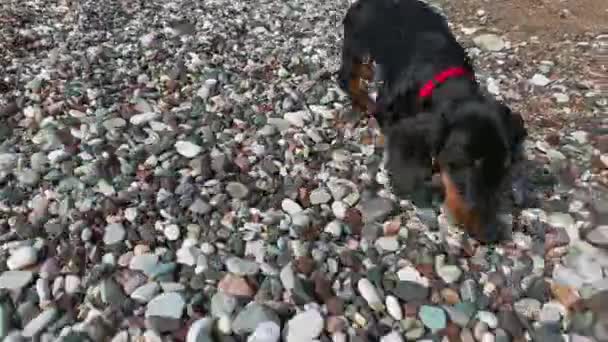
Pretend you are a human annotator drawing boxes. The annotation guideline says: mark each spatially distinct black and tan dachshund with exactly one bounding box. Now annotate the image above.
[338,0,527,243]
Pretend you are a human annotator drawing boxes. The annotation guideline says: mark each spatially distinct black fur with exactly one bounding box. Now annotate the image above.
[338,0,527,240]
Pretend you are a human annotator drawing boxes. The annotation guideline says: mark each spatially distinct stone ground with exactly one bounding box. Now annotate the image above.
[0,0,607,341]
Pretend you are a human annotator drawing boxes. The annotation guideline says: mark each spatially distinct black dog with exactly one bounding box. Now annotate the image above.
[338,0,527,242]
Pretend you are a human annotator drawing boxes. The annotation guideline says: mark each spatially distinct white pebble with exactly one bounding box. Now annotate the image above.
[386,295,403,320]
[324,220,343,237]
[164,224,181,241]
[36,278,51,301]
[281,198,303,215]
[375,236,400,252]
[476,310,498,329]
[186,317,214,342]
[52,276,64,298]
[481,332,495,342]
[332,201,347,219]
[529,74,551,86]
[175,140,203,158]
[397,266,429,287]
[357,278,383,311]
[7,246,38,270]
[437,265,462,284]
[64,275,81,295]
[217,315,232,334]
[380,331,404,342]
[331,332,347,342]
[248,321,280,342]
[285,308,324,341]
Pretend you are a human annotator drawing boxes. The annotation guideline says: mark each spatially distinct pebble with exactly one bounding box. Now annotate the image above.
[585,225,608,247]
[474,321,489,341]
[375,236,400,252]
[481,332,496,342]
[530,74,551,86]
[419,305,447,331]
[380,331,404,342]
[130,112,159,125]
[360,197,394,223]
[437,265,462,284]
[22,307,58,338]
[64,275,80,295]
[164,224,181,241]
[217,315,232,334]
[358,278,384,311]
[386,295,403,320]
[310,188,332,205]
[514,298,542,319]
[444,304,474,327]
[129,254,159,275]
[211,292,238,318]
[476,311,499,329]
[0,271,34,290]
[539,302,563,324]
[284,110,310,127]
[397,266,429,287]
[281,199,303,215]
[324,220,343,237]
[131,283,161,303]
[218,274,255,297]
[186,317,214,342]
[225,257,260,276]
[232,303,280,335]
[247,321,281,342]
[552,265,585,289]
[145,292,185,319]
[226,182,250,199]
[393,281,429,301]
[16,169,39,186]
[284,308,324,341]
[473,34,505,51]
[554,93,570,103]
[461,328,475,342]
[7,246,38,270]
[175,140,203,158]
[103,223,126,245]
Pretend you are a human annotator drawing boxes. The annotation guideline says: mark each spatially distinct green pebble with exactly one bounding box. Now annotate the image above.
[419,305,447,331]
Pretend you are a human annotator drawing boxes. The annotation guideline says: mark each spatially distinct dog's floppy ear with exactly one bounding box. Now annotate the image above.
[384,113,446,205]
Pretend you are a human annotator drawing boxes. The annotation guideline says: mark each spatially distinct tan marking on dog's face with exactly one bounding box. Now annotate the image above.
[440,170,485,240]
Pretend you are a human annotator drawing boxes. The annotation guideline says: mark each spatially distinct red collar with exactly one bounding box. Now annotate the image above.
[418,66,473,99]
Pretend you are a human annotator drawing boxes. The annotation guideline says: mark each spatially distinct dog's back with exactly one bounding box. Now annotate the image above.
[343,0,468,84]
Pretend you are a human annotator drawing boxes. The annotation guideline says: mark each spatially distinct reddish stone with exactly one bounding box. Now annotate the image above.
[326,316,346,333]
[344,208,363,236]
[217,274,255,298]
[415,263,435,279]
[339,250,361,271]
[326,296,345,315]
[298,187,311,208]
[295,256,315,275]
[403,302,420,317]
[383,219,401,236]
[595,134,608,153]
[313,271,333,301]
[442,322,462,342]
[441,287,461,305]
[545,133,560,146]
[551,282,582,309]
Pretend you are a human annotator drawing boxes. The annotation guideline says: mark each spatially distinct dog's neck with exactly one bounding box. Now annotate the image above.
[420,77,480,112]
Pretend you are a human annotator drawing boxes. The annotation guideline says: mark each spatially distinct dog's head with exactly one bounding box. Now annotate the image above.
[384,98,526,242]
